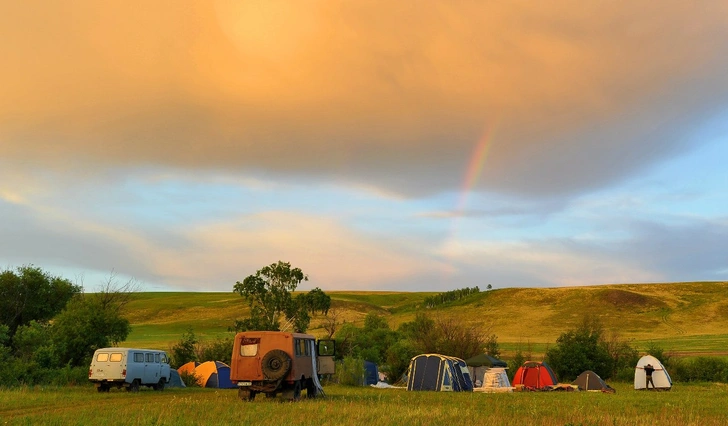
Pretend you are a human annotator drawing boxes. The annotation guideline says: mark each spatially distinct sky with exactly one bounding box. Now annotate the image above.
[1,1,727,292]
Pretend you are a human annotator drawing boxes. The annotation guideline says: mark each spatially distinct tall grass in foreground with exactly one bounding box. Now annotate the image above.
[2,383,728,426]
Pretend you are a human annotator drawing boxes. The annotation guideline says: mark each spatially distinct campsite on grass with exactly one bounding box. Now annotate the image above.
[4,282,728,425]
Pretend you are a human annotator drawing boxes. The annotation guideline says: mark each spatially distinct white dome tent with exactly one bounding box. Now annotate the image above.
[634,355,672,391]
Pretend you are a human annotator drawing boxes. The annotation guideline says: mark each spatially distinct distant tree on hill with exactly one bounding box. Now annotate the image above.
[232,261,330,333]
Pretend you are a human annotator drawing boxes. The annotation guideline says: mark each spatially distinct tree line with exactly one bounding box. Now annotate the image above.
[423,286,480,308]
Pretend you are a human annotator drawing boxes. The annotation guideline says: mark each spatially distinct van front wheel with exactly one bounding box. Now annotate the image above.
[154,379,165,391]
[126,379,140,392]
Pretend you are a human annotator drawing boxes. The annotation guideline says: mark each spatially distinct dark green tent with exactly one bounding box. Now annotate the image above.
[464,354,508,368]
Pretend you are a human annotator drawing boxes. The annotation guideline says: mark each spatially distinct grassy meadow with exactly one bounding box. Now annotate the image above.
[121,282,728,358]
[2,383,728,426]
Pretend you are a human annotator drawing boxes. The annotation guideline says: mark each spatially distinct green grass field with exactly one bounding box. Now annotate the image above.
[120,282,728,359]
[2,383,728,425]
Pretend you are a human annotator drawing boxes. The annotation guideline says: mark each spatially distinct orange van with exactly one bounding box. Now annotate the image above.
[230,331,335,401]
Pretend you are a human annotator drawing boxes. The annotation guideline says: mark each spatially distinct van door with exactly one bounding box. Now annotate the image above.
[143,352,158,384]
[316,340,336,375]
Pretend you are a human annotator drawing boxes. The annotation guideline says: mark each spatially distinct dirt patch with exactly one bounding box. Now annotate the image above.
[600,289,662,309]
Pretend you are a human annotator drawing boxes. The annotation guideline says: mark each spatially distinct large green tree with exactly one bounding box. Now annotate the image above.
[546,319,614,381]
[52,295,131,367]
[232,261,330,333]
[0,266,81,337]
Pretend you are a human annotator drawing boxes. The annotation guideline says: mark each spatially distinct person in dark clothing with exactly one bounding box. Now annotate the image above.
[644,364,655,389]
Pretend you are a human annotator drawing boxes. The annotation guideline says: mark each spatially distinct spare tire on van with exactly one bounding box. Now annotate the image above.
[261,349,291,380]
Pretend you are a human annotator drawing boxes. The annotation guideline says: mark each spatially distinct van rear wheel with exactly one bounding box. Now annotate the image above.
[306,378,317,398]
[238,388,256,401]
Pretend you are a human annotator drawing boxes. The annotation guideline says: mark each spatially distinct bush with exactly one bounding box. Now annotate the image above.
[170,327,198,369]
[613,366,636,382]
[197,337,234,364]
[644,341,672,366]
[671,357,728,382]
[546,320,614,381]
[508,348,526,382]
[0,360,90,387]
[384,339,417,383]
[179,370,201,387]
[49,365,90,386]
[336,356,365,386]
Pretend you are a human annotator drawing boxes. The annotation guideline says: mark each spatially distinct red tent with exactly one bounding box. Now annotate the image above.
[512,361,558,389]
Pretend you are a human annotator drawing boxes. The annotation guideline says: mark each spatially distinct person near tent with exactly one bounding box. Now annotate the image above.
[644,364,655,389]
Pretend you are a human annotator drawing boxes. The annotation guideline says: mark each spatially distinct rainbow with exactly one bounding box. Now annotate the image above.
[440,125,496,282]
[456,126,495,216]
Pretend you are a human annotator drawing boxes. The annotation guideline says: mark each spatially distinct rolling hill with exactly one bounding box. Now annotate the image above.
[120,281,728,357]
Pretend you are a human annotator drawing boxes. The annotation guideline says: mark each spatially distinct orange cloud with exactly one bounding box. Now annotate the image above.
[2,1,727,196]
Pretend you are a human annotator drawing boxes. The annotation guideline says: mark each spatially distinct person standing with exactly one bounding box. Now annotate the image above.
[644,363,655,389]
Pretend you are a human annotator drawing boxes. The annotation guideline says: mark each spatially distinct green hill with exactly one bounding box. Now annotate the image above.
[120,281,728,358]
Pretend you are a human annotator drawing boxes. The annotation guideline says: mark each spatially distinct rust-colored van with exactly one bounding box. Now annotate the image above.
[230,331,335,401]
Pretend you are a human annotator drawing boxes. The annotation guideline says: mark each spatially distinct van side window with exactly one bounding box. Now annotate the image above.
[294,339,310,357]
[96,353,109,362]
[110,353,123,362]
[155,354,160,363]
[146,353,154,363]
[240,337,259,357]
[161,354,169,364]
[134,353,144,362]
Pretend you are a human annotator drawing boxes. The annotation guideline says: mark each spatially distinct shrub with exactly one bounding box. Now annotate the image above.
[336,356,365,386]
[179,370,201,387]
[170,327,198,369]
[546,319,613,381]
[508,348,526,382]
[645,341,672,366]
[50,365,90,386]
[196,337,234,364]
[384,339,417,383]
[671,357,728,382]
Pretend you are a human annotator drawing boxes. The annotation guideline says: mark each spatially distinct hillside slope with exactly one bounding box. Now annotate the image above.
[120,282,728,356]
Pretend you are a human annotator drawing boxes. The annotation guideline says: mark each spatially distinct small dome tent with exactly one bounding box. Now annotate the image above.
[166,369,187,388]
[177,361,200,376]
[572,370,615,393]
[512,361,558,390]
[406,354,473,392]
[474,367,513,393]
[363,361,379,385]
[194,361,236,389]
[635,355,672,391]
